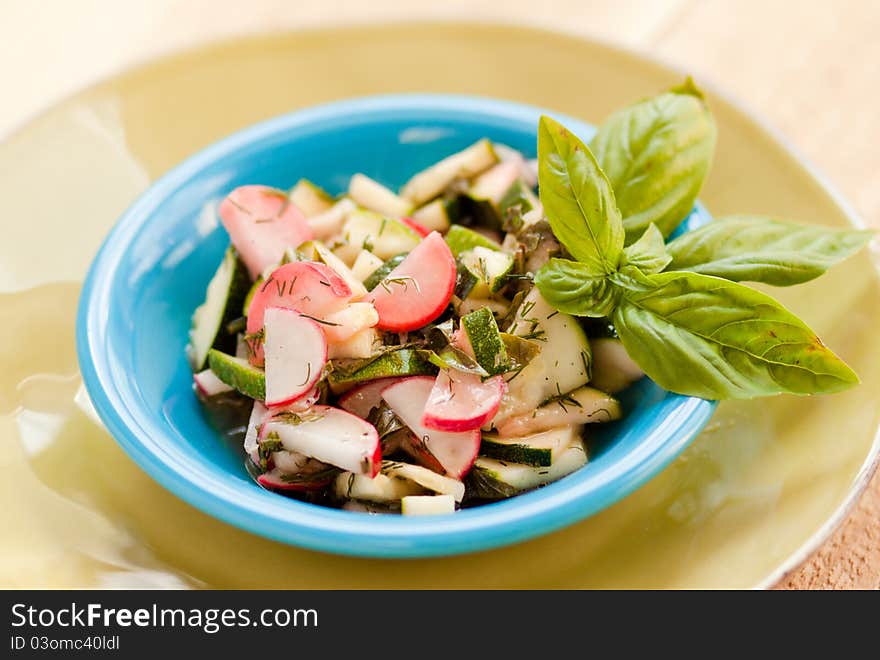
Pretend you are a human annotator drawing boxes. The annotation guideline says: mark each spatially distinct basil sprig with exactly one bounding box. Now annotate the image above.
[534,84,872,400]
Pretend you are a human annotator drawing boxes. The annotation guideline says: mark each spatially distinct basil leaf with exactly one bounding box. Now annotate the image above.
[538,115,624,274]
[590,78,717,243]
[535,258,619,317]
[613,271,858,399]
[665,215,874,285]
[621,224,671,275]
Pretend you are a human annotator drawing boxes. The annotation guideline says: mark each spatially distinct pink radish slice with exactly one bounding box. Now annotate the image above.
[366,231,456,332]
[320,302,379,343]
[245,261,353,366]
[381,377,480,479]
[338,377,406,419]
[257,467,335,492]
[401,216,431,238]
[193,369,233,396]
[263,308,327,407]
[260,405,381,477]
[219,185,313,279]
[422,370,507,432]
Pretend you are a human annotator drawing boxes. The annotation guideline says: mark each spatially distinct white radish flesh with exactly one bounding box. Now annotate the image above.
[261,405,381,477]
[263,308,327,407]
[382,377,480,479]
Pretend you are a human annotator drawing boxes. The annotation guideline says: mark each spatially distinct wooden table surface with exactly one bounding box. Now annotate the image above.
[3,0,878,589]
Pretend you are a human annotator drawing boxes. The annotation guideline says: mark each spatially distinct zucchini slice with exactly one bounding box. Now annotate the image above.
[459,246,514,296]
[468,443,587,498]
[411,198,454,232]
[289,178,334,217]
[334,472,424,503]
[400,139,498,205]
[444,224,502,256]
[508,287,591,401]
[401,494,456,515]
[187,248,250,371]
[480,425,579,467]
[207,349,265,400]
[342,209,421,260]
[328,348,437,385]
[460,306,510,376]
[349,173,413,218]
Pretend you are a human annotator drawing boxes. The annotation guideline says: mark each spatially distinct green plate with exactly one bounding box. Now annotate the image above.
[1,23,877,588]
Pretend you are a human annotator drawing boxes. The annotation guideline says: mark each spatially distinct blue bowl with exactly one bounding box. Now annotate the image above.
[77,95,716,558]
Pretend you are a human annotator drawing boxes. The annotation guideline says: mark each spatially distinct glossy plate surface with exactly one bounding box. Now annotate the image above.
[76,95,715,557]
[1,23,877,586]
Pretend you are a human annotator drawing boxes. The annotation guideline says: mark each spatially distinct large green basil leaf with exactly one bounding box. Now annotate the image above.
[613,271,858,399]
[535,258,619,317]
[590,78,717,243]
[537,115,624,274]
[665,215,874,285]
[621,223,672,274]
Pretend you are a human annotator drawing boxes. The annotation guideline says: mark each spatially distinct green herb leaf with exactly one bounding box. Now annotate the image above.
[537,115,624,273]
[418,347,489,377]
[535,258,619,317]
[498,333,542,371]
[590,78,717,242]
[612,271,859,399]
[621,223,672,275]
[665,215,875,285]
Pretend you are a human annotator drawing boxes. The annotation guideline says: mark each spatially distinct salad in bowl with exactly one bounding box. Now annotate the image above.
[186,80,870,517]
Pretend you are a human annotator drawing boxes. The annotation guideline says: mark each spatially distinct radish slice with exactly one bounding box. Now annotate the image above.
[320,302,379,343]
[243,392,320,456]
[245,261,353,365]
[422,370,507,432]
[260,405,381,477]
[219,185,313,279]
[193,369,233,396]
[366,231,456,332]
[338,377,405,419]
[381,377,480,479]
[401,216,431,238]
[263,308,327,407]
[244,401,269,455]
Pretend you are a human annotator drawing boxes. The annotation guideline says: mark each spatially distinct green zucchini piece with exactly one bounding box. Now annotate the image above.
[187,248,250,371]
[328,348,437,385]
[411,198,454,232]
[508,287,591,401]
[400,138,498,205]
[460,307,509,376]
[459,246,514,295]
[349,173,413,218]
[444,224,502,256]
[207,349,265,400]
[242,276,262,317]
[480,426,579,467]
[342,209,421,260]
[467,443,587,498]
[363,253,408,291]
[289,178,334,217]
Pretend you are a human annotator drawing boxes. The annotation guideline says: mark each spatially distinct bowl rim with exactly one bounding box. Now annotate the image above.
[76,93,716,558]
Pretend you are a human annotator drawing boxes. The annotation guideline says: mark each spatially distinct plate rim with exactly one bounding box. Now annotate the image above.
[6,19,877,583]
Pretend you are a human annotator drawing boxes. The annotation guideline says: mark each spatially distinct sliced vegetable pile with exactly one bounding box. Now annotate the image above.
[188,79,872,515]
